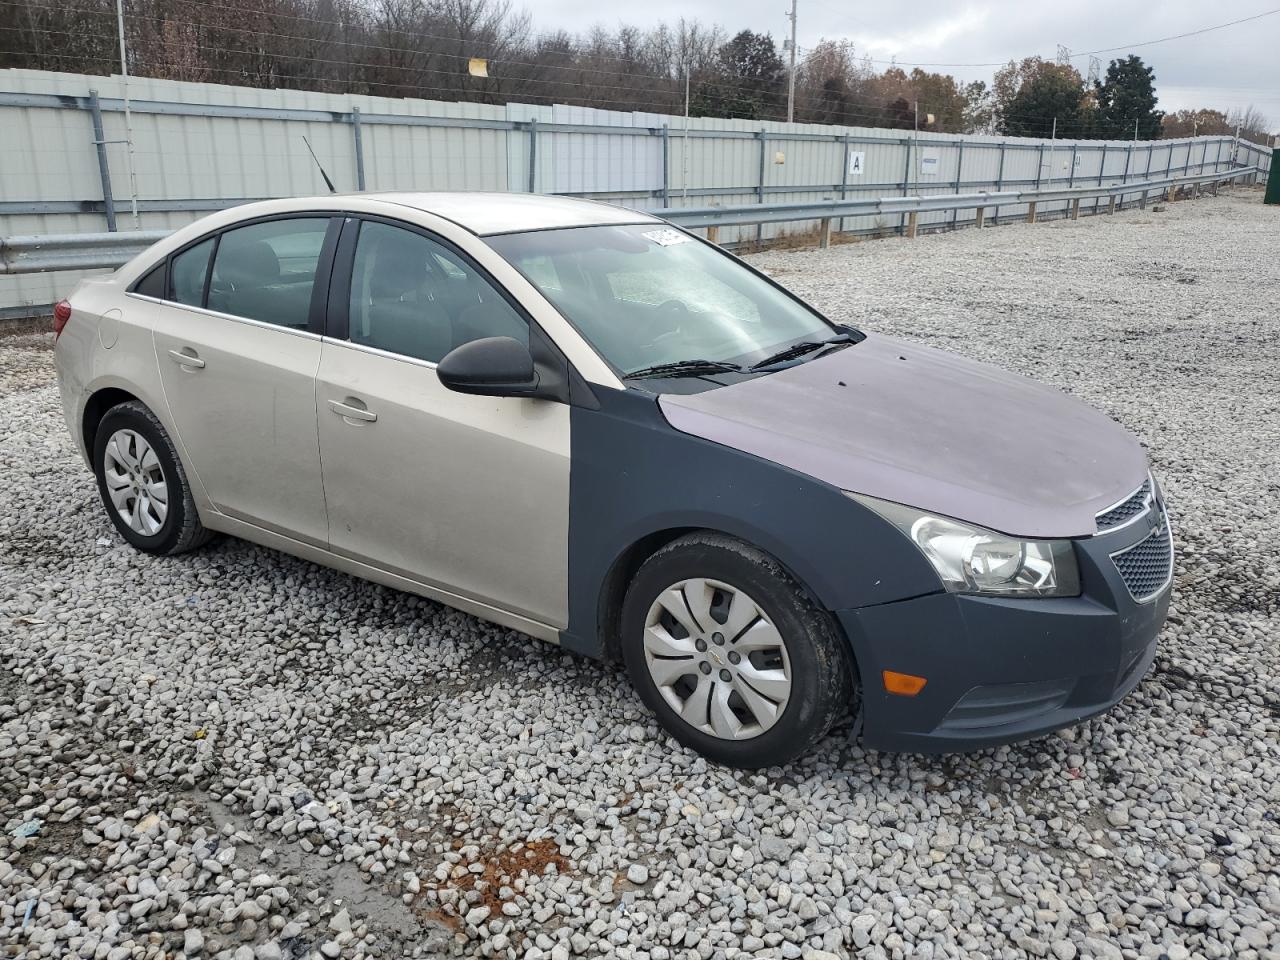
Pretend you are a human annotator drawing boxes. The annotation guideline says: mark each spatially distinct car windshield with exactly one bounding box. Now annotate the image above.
[485,224,837,376]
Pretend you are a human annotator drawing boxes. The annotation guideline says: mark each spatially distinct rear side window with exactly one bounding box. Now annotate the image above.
[169,238,214,306]
[134,262,166,298]
[207,218,330,329]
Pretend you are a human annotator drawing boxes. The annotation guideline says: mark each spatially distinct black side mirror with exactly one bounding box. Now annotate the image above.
[437,336,541,397]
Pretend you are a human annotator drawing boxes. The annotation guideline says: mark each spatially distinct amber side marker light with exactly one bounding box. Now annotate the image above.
[882,670,928,696]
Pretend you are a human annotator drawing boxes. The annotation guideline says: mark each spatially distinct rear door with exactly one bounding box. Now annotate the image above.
[151,216,338,546]
[315,217,570,628]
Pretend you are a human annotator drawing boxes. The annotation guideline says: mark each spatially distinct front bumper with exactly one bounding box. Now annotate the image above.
[838,503,1172,754]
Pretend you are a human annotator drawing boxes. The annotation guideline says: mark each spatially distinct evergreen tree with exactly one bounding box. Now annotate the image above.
[1094,55,1164,140]
[711,30,786,120]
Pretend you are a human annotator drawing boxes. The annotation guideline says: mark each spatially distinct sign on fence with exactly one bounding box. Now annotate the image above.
[848,151,866,176]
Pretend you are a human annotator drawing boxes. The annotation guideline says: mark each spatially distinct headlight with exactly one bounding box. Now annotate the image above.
[849,493,1080,598]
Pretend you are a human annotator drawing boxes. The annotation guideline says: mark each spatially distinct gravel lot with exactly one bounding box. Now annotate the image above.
[1,188,1277,960]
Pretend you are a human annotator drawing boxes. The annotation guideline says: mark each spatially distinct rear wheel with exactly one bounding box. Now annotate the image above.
[621,532,853,768]
[93,401,214,555]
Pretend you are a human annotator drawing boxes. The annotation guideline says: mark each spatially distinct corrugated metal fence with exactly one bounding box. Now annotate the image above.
[1,68,1272,316]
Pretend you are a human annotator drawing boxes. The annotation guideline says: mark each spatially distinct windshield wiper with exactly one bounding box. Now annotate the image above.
[749,331,856,371]
[625,359,747,380]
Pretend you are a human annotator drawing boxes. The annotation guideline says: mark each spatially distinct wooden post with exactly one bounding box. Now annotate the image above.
[1192,183,1201,199]
[706,225,719,246]
[1070,198,1080,220]
[974,206,985,228]
[906,211,919,239]
[1107,195,1117,214]
[819,217,832,249]
[1026,201,1037,224]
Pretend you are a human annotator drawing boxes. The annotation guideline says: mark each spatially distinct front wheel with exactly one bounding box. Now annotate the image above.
[620,532,854,768]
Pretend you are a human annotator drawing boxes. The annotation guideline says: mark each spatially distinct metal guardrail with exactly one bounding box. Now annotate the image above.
[0,166,1259,276]
[0,230,169,276]
[661,166,1260,232]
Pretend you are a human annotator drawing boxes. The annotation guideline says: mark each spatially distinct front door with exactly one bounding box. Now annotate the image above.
[316,219,570,627]
[151,216,335,546]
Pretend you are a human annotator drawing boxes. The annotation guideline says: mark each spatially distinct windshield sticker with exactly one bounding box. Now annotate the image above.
[641,228,692,247]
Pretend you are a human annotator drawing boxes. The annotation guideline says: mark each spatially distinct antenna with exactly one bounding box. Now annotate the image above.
[302,136,337,194]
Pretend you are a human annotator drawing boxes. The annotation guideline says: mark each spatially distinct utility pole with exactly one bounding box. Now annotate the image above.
[114,0,140,227]
[683,66,690,200]
[785,0,797,123]
[1133,117,1139,142]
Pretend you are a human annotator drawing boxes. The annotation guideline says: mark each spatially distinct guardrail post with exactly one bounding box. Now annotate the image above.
[1108,195,1117,215]
[706,225,719,246]
[1070,197,1080,220]
[351,106,366,191]
[819,217,832,248]
[1026,201,1037,224]
[756,129,767,244]
[527,119,538,193]
[661,124,670,208]
[974,206,985,228]
[88,90,117,233]
[906,211,919,239]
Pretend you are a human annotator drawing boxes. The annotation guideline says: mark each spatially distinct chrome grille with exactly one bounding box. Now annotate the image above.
[1111,511,1173,601]
[1096,479,1152,531]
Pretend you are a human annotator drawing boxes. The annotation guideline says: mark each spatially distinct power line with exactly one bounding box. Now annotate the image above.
[796,7,1280,69]
[1075,8,1280,57]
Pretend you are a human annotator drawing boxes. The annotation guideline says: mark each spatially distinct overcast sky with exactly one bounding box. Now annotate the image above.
[529,1,1279,124]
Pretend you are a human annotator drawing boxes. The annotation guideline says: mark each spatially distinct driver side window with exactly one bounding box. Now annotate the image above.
[347,222,527,364]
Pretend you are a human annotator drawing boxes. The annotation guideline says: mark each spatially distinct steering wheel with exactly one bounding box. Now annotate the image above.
[646,299,691,349]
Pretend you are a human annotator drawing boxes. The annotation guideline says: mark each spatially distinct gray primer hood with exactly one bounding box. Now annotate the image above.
[658,333,1148,539]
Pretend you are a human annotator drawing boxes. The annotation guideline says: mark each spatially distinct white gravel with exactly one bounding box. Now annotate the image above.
[1,188,1278,960]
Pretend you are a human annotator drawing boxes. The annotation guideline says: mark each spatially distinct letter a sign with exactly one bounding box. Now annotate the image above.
[848,151,866,176]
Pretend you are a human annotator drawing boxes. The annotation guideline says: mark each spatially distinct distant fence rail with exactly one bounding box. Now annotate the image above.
[1,166,1258,278]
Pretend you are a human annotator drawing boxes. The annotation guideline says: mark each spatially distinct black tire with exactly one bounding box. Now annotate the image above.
[92,400,215,556]
[620,531,854,769]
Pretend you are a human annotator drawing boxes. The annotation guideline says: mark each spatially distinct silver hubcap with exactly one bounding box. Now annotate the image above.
[102,429,169,536]
[643,578,792,741]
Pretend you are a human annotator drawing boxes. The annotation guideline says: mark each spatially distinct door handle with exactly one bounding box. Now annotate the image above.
[168,348,205,369]
[328,398,377,423]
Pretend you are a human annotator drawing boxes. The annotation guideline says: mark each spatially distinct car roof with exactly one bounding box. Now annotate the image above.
[367,192,662,236]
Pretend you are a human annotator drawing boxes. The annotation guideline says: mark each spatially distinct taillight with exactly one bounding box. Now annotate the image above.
[53,299,72,339]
